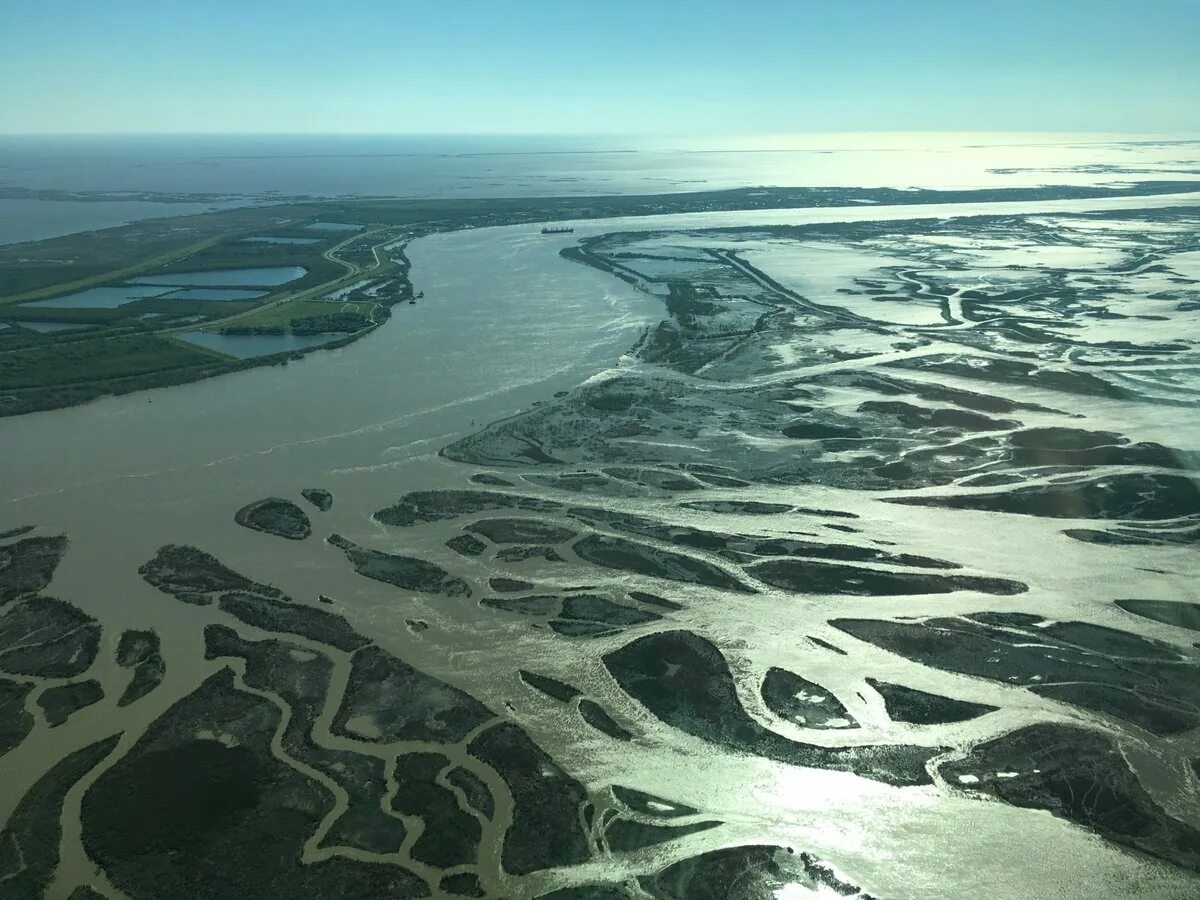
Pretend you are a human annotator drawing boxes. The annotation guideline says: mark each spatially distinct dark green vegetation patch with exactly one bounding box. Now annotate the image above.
[391,752,481,868]
[612,785,698,818]
[836,614,1199,735]
[201,626,409,858]
[604,818,721,853]
[867,678,996,725]
[0,534,68,604]
[1116,598,1200,633]
[375,489,562,527]
[519,669,582,702]
[38,679,104,727]
[329,533,470,597]
[0,736,120,900]
[467,517,577,544]
[234,497,312,540]
[943,724,1200,872]
[333,645,493,743]
[447,533,488,557]
[0,333,218,390]
[748,557,1026,597]
[115,629,165,707]
[761,667,856,729]
[579,698,633,741]
[217,591,368,652]
[573,533,753,593]
[82,669,428,899]
[0,678,35,757]
[0,596,100,678]
[139,543,282,604]
[888,473,1200,522]
[300,487,334,511]
[468,722,592,875]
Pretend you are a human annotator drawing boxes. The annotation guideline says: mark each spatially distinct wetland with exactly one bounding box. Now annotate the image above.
[1,177,1199,899]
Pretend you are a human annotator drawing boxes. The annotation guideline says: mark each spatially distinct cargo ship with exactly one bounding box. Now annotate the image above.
[541,226,574,234]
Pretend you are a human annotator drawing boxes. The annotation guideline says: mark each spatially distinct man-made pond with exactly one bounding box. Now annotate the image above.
[23,284,270,309]
[306,221,362,231]
[17,320,97,332]
[240,236,321,245]
[176,330,340,358]
[23,285,168,309]
[130,266,307,287]
[158,288,267,301]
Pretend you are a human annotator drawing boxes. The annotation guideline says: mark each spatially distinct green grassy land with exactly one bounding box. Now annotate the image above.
[0,333,222,390]
[224,299,352,329]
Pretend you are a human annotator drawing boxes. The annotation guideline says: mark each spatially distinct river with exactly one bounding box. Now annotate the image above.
[2,191,1199,899]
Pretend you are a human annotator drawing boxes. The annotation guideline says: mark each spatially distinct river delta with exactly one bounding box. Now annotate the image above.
[1,183,1199,899]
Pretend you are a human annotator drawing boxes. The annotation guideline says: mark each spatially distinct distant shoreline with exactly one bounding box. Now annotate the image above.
[1,181,1198,419]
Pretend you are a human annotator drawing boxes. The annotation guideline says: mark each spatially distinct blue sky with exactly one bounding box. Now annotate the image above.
[2,0,1198,134]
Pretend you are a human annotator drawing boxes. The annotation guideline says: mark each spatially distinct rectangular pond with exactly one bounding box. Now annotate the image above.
[23,285,168,309]
[130,266,307,287]
[157,288,268,301]
[240,236,321,245]
[176,330,340,359]
[306,221,363,231]
[18,321,97,332]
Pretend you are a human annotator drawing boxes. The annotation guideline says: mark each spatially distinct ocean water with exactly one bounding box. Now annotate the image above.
[1,132,1199,245]
[0,196,247,246]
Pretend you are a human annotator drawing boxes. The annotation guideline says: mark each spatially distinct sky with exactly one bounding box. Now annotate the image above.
[2,0,1198,135]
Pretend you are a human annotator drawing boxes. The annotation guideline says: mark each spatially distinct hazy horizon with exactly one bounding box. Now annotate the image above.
[3,130,1200,139]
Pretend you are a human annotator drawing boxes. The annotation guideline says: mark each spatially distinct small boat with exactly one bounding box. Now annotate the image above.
[541,226,574,235]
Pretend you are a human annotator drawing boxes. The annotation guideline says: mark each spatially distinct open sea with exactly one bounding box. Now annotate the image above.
[2,131,1199,244]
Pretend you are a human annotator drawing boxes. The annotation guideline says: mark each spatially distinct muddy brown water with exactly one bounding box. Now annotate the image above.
[3,193,1199,899]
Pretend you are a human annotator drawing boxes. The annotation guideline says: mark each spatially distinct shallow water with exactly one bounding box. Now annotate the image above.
[157,287,267,301]
[0,197,246,246]
[129,265,307,287]
[2,190,1198,899]
[240,236,321,245]
[13,320,96,332]
[22,285,168,309]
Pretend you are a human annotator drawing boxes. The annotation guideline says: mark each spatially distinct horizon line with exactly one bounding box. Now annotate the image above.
[4,129,1199,139]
